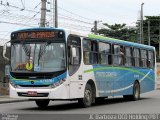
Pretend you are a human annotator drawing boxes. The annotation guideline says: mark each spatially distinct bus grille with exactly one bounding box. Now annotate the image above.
[19,85,50,87]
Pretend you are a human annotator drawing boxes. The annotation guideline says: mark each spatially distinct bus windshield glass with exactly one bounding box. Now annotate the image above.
[11,42,66,73]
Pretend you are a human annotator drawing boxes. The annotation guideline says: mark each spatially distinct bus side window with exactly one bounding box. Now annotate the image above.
[125,46,132,66]
[83,39,98,65]
[148,51,154,68]
[133,48,140,67]
[83,39,91,64]
[113,45,124,65]
[91,41,98,64]
[141,49,147,68]
[99,42,111,65]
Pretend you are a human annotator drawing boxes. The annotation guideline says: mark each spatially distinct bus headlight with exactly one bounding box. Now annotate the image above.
[51,79,66,88]
[10,81,18,88]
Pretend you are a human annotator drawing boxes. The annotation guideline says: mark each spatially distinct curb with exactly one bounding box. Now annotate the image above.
[0,100,28,104]
[0,97,28,104]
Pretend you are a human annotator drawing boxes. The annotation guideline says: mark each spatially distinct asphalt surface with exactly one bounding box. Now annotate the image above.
[0,90,160,120]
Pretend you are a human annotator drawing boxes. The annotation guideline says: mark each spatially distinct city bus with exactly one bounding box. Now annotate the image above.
[3,27,156,108]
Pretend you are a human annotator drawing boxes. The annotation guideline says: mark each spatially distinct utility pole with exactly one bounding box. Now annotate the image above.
[94,20,98,35]
[139,20,142,44]
[55,0,58,28]
[53,0,58,28]
[40,0,47,27]
[148,20,150,46]
[140,3,144,44]
[159,20,160,58]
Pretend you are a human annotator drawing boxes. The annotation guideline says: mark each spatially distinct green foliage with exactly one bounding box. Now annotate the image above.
[142,16,160,44]
[97,23,137,42]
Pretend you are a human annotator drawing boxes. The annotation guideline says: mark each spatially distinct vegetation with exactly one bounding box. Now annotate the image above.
[94,16,160,57]
[96,23,138,43]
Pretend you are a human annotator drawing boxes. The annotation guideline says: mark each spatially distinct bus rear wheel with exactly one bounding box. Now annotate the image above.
[132,81,140,101]
[123,81,140,101]
[78,84,93,108]
[35,100,50,108]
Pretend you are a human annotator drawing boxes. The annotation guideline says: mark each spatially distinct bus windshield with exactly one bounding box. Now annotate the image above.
[11,42,66,73]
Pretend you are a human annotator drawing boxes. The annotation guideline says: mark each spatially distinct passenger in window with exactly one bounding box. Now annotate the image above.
[119,47,124,65]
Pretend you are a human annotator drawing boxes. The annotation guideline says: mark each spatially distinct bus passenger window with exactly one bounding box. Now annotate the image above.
[99,42,111,65]
[141,49,147,68]
[91,41,98,64]
[120,47,124,65]
[125,47,132,66]
[83,39,98,64]
[83,40,91,51]
[83,40,91,64]
[113,45,124,65]
[133,48,140,67]
[84,52,90,64]
[148,51,154,68]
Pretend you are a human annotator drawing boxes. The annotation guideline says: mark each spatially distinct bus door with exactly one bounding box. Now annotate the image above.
[67,35,82,98]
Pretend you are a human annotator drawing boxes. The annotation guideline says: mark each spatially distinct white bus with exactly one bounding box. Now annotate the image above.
[3,27,156,108]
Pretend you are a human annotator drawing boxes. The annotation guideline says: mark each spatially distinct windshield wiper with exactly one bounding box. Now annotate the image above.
[22,44,31,57]
[37,43,49,65]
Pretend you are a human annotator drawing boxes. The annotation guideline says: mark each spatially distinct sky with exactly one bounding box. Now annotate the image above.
[0,0,160,44]
[59,0,160,25]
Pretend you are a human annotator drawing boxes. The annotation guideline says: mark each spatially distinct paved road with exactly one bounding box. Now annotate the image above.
[0,90,160,120]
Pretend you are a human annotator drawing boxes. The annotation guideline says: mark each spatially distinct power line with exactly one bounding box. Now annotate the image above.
[0,1,93,27]
[20,0,25,10]
[0,0,94,40]
[58,6,94,21]
[0,20,36,27]
[34,2,41,9]
[0,1,94,25]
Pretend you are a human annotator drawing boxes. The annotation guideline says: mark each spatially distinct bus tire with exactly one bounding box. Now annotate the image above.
[78,84,92,108]
[132,81,140,101]
[123,81,140,101]
[35,100,50,108]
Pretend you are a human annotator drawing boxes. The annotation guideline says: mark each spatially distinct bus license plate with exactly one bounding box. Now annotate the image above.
[28,91,37,96]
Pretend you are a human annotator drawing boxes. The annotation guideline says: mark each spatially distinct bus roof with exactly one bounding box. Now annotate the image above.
[12,27,155,50]
[88,34,155,50]
[11,27,65,33]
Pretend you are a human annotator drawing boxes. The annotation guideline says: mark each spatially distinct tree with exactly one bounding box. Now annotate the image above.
[96,23,137,42]
[138,16,160,57]
[139,16,160,45]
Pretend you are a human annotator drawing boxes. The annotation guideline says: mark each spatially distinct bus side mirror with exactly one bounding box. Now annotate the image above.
[71,47,79,65]
[3,42,10,61]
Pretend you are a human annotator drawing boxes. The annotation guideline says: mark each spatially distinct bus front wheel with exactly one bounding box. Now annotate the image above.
[35,100,50,108]
[78,84,93,108]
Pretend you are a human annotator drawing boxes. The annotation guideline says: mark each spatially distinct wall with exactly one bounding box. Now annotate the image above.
[0,46,10,95]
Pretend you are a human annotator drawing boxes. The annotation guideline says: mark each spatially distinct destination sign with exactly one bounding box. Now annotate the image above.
[18,31,55,39]
[11,30,64,40]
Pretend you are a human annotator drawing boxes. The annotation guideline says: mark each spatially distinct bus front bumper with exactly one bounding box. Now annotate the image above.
[9,84,70,100]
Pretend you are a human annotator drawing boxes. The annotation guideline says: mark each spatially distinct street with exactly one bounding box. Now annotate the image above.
[0,90,160,114]
[0,90,160,120]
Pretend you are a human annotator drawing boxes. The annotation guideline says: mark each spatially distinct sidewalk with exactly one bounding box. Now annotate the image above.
[0,95,28,104]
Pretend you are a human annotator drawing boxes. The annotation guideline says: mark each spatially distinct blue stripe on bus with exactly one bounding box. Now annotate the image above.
[10,72,67,86]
